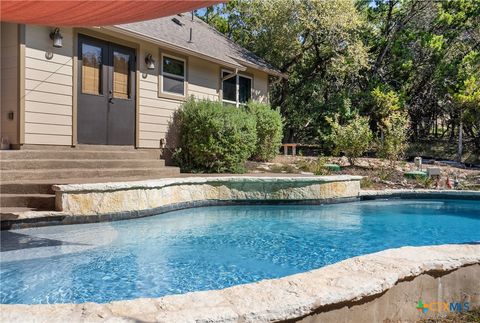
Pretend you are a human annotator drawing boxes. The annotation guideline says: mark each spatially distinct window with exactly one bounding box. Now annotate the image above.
[112,51,130,99]
[161,54,186,97]
[81,43,102,95]
[221,70,252,106]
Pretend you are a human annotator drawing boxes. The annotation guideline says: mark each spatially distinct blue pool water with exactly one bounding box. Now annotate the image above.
[1,199,479,304]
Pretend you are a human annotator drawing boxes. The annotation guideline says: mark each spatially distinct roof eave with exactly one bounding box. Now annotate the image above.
[105,25,247,71]
[230,57,288,79]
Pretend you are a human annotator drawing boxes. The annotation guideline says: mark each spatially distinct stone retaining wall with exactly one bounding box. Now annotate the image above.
[2,244,479,322]
[53,175,362,215]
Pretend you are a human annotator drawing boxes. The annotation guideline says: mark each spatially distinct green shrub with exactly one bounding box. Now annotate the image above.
[174,98,257,173]
[328,114,373,166]
[247,102,283,161]
[360,177,374,189]
[377,111,410,166]
[313,156,331,175]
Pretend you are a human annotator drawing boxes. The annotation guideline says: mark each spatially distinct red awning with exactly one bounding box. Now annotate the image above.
[0,1,224,27]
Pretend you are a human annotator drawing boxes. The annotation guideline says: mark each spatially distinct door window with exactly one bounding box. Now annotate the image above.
[81,43,102,95]
[113,51,130,99]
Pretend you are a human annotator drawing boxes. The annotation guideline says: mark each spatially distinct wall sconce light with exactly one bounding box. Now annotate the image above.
[145,54,155,70]
[49,28,63,48]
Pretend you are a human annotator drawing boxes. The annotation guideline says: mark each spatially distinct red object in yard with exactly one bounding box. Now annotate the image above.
[446,176,453,189]
[0,1,224,27]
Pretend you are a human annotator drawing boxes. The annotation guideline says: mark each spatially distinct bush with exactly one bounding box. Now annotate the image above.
[328,114,373,166]
[247,102,283,161]
[377,111,410,166]
[174,99,257,173]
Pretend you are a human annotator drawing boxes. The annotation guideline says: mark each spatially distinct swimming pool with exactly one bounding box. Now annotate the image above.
[1,199,479,304]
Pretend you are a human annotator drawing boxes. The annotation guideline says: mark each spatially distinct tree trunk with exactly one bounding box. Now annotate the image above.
[457,109,463,162]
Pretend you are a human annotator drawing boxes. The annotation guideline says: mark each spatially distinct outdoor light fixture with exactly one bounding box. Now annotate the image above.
[49,28,63,48]
[145,54,155,70]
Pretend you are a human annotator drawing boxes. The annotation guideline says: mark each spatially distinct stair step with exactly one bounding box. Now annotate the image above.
[0,173,187,194]
[1,194,55,209]
[0,207,38,215]
[19,144,138,151]
[1,167,180,181]
[1,183,54,194]
[0,159,165,170]
[0,150,162,160]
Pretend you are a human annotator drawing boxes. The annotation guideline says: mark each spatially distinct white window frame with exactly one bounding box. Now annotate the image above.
[160,53,187,99]
[221,69,253,107]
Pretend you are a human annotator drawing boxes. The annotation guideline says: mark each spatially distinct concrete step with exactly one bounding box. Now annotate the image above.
[1,183,54,195]
[19,144,138,151]
[1,167,181,181]
[0,173,187,194]
[1,194,55,209]
[0,159,166,170]
[0,150,162,160]
[0,207,38,215]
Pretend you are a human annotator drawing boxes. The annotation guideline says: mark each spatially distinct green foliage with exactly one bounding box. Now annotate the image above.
[453,51,480,132]
[328,115,373,166]
[269,164,299,174]
[247,102,284,161]
[370,87,402,130]
[360,177,374,189]
[199,0,369,147]
[199,0,480,153]
[377,111,410,165]
[295,156,331,175]
[313,156,331,176]
[174,99,256,173]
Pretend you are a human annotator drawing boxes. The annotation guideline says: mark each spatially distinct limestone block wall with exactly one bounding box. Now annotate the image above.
[53,176,362,215]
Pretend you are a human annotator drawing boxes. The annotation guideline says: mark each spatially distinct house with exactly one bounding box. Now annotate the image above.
[0,12,284,150]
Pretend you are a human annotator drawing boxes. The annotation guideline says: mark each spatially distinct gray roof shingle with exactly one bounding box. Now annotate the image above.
[114,13,283,76]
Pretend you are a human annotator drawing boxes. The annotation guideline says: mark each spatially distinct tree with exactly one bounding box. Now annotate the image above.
[199,0,480,162]
[198,0,369,148]
[451,51,480,160]
[378,111,410,166]
[328,115,373,166]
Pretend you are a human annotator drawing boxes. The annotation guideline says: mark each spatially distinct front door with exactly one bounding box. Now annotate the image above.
[77,35,136,145]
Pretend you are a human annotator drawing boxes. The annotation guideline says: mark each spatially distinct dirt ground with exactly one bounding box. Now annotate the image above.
[418,307,480,323]
[246,156,480,191]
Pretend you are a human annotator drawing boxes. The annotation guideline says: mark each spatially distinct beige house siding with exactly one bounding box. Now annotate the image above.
[249,68,269,103]
[24,25,73,145]
[7,25,272,148]
[138,49,223,149]
[1,22,20,146]
[188,56,220,101]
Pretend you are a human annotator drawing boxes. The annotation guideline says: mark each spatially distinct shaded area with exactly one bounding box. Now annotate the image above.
[1,231,87,252]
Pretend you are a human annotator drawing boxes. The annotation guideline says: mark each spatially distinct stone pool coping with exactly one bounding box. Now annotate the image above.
[1,244,479,322]
[51,175,363,193]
